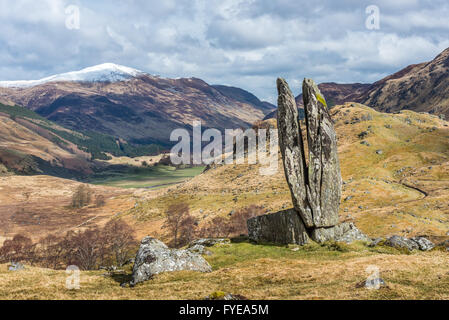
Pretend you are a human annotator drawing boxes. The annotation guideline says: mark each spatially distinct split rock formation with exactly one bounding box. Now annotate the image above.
[248,78,367,245]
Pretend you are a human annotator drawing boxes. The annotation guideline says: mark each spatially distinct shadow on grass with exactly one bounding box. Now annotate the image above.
[109,272,133,285]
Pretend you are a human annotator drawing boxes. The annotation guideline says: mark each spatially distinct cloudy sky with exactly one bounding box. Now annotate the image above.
[1,0,449,102]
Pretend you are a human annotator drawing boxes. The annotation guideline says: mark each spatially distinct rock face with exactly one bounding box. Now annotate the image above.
[277,79,312,227]
[277,78,341,228]
[302,79,342,227]
[248,78,366,245]
[131,237,212,285]
[384,235,435,252]
[310,222,369,243]
[247,209,310,245]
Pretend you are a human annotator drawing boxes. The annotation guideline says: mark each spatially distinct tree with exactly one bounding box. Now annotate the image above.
[103,220,137,266]
[94,194,106,208]
[162,202,196,248]
[198,205,264,239]
[228,205,264,236]
[38,235,65,269]
[71,185,92,208]
[0,234,36,264]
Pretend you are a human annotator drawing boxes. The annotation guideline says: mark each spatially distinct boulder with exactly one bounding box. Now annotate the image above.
[384,235,419,251]
[310,222,370,243]
[131,237,212,286]
[411,236,435,251]
[368,238,384,247]
[247,209,310,245]
[302,79,342,227]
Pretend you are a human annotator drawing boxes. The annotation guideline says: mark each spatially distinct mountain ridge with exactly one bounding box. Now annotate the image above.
[0,67,273,146]
[265,47,449,121]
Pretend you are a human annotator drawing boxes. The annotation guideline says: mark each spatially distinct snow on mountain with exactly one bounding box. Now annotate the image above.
[0,63,146,88]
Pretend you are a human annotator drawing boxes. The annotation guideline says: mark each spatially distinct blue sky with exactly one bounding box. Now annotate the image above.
[1,0,449,102]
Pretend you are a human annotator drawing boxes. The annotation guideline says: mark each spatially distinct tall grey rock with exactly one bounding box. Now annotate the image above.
[248,78,366,245]
[302,79,342,227]
[277,79,313,227]
[277,78,341,228]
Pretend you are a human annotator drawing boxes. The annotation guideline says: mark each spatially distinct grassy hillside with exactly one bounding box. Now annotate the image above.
[126,103,449,241]
[0,103,164,162]
[0,104,448,300]
[1,241,448,300]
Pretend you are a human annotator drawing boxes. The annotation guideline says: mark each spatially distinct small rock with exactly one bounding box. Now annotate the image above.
[368,238,384,247]
[8,262,24,272]
[376,150,383,155]
[205,292,247,300]
[189,238,230,248]
[357,278,387,289]
[411,236,435,251]
[358,131,369,139]
[384,235,434,251]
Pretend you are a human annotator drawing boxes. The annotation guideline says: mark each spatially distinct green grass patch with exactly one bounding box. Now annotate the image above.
[88,165,205,189]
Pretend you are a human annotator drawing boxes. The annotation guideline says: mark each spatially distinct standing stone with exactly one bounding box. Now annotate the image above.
[277,79,313,227]
[247,209,309,245]
[247,78,365,245]
[302,79,342,227]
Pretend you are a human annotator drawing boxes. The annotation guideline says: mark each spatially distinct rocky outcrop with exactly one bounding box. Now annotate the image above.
[247,209,310,245]
[384,235,435,252]
[131,237,212,286]
[310,222,369,243]
[248,78,366,245]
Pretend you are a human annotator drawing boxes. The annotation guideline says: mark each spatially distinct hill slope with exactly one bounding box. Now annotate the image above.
[265,47,449,121]
[0,104,163,177]
[361,48,449,118]
[0,64,272,146]
[128,104,449,241]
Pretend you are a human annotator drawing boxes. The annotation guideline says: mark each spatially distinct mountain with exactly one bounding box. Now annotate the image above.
[0,64,271,146]
[0,104,93,177]
[265,47,449,120]
[211,85,276,115]
[360,47,449,118]
[0,103,164,177]
[0,63,144,88]
[263,83,370,120]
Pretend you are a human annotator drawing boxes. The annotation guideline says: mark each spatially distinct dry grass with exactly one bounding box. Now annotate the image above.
[1,242,448,300]
[0,175,134,240]
[126,104,449,241]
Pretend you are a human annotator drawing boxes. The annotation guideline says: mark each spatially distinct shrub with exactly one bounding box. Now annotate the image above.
[0,220,137,270]
[198,205,263,239]
[0,234,36,264]
[94,194,106,208]
[103,220,138,266]
[163,202,197,248]
[71,185,92,208]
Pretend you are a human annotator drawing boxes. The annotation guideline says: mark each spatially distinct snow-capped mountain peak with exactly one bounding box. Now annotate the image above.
[0,63,146,88]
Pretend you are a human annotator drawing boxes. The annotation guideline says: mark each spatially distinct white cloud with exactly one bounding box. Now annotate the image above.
[0,0,448,102]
